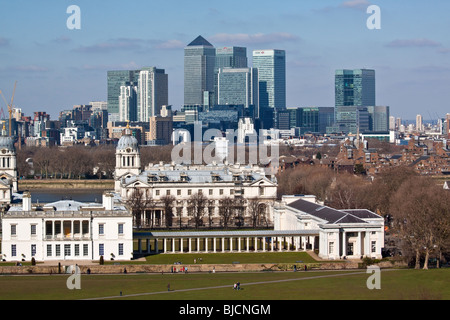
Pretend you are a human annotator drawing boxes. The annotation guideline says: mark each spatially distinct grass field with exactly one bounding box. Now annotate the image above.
[110,252,320,265]
[1,268,449,300]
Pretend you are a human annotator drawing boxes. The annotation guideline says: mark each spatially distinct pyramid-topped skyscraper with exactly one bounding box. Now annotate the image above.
[184,35,216,107]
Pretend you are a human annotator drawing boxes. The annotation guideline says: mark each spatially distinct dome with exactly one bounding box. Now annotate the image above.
[0,135,15,151]
[117,133,138,151]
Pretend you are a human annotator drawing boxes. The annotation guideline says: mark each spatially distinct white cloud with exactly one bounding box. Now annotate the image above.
[155,39,185,50]
[386,38,442,48]
[209,33,300,45]
[340,0,371,10]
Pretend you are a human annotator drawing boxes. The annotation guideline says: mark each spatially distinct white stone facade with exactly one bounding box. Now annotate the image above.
[273,195,384,260]
[1,192,133,262]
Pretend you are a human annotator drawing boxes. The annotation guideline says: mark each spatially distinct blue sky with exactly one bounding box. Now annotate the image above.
[0,0,449,121]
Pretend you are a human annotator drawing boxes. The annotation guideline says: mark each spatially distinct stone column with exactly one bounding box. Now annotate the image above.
[238,237,241,252]
[164,238,167,253]
[205,238,208,253]
[188,238,192,253]
[342,231,346,257]
[246,237,250,252]
[172,238,176,253]
[222,238,225,253]
[180,238,184,253]
[230,237,233,252]
[357,232,362,257]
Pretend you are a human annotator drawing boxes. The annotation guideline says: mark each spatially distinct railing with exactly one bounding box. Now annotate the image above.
[45,234,91,241]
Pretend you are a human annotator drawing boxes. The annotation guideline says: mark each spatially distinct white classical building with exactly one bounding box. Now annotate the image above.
[1,192,133,262]
[114,127,278,227]
[273,195,384,260]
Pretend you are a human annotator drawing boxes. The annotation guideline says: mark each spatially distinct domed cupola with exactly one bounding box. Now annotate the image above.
[0,123,18,194]
[114,122,141,191]
[0,125,15,153]
[117,121,139,152]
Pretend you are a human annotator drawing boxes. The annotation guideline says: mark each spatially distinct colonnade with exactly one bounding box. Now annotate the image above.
[135,232,319,254]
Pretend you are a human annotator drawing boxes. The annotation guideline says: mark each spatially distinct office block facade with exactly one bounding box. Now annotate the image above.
[107,70,140,121]
[335,69,375,107]
[119,83,138,122]
[252,50,286,113]
[138,67,168,122]
[217,67,258,109]
[184,36,216,107]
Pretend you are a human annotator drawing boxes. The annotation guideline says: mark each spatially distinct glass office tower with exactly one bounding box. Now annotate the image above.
[217,67,258,109]
[214,46,248,106]
[367,106,390,132]
[184,36,216,108]
[335,69,376,133]
[335,69,375,107]
[252,50,286,112]
[138,67,168,122]
[107,70,141,121]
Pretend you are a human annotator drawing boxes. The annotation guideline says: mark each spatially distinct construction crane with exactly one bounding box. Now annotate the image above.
[0,81,17,137]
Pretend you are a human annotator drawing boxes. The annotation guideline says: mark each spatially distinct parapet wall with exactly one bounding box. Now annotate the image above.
[0,260,405,275]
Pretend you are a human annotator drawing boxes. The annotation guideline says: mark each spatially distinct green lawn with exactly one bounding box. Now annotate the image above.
[143,252,318,265]
[0,269,449,300]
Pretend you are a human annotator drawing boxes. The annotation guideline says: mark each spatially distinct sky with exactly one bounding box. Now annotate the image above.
[0,0,449,121]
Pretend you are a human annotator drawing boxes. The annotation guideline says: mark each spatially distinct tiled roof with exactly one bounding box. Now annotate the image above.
[286,198,378,225]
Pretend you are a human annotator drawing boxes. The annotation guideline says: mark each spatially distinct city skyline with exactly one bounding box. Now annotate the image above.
[0,0,449,120]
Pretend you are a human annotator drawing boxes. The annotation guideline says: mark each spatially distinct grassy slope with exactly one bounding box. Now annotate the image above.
[1,269,449,300]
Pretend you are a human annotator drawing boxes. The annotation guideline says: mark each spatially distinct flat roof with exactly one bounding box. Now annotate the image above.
[134,230,320,239]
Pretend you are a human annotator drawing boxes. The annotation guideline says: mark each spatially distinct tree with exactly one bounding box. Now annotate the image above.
[126,188,155,228]
[247,198,264,228]
[367,166,417,216]
[390,176,450,269]
[218,197,235,229]
[187,192,207,229]
[233,198,246,228]
[325,173,369,209]
[160,194,176,228]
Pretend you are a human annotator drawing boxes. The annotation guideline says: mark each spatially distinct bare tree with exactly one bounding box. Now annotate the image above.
[187,192,208,229]
[207,200,215,228]
[160,194,176,228]
[126,188,155,229]
[325,173,369,209]
[233,198,246,228]
[390,176,450,269]
[247,198,263,228]
[218,196,235,229]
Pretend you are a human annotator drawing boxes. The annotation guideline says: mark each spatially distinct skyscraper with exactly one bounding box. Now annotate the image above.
[252,50,286,113]
[184,36,216,108]
[416,114,423,132]
[335,69,376,134]
[138,67,168,122]
[214,46,248,106]
[215,46,247,70]
[119,82,137,122]
[217,67,258,109]
[335,69,375,107]
[367,106,390,132]
[107,70,141,122]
